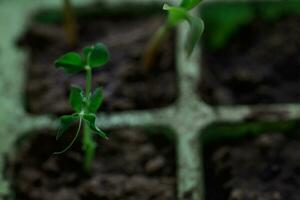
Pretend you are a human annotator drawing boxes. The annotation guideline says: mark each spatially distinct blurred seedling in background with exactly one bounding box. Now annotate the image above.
[63,0,78,47]
[143,0,205,70]
[54,43,109,173]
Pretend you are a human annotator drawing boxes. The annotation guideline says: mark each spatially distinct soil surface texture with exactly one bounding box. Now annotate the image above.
[204,132,300,200]
[7,128,176,200]
[200,15,300,105]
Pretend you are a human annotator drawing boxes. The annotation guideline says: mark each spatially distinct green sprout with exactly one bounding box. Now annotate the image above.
[63,0,78,47]
[54,43,109,173]
[143,0,205,69]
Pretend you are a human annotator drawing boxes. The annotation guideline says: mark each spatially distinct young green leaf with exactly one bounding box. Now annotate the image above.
[89,43,109,68]
[83,114,108,139]
[57,114,79,140]
[164,4,187,26]
[69,86,84,112]
[88,87,104,113]
[164,4,204,55]
[83,47,92,63]
[180,0,202,10]
[185,16,204,56]
[55,52,84,74]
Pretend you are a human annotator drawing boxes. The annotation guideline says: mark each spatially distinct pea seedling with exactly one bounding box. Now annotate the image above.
[63,0,78,47]
[143,0,205,69]
[54,43,109,173]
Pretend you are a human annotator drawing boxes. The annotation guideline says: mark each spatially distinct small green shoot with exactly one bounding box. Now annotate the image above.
[143,0,205,69]
[63,0,78,47]
[54,43,109,173]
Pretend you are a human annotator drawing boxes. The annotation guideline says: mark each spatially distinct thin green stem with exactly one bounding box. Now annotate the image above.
[83,122,96,173]
[85,67,92,95]
[82,66,96,173]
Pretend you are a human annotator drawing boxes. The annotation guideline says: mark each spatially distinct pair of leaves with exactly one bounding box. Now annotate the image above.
[55,43,109,74]
[54,86,106,154]
[57,113,107,140]
[163,3,204,56]
[69,86,104,113]
[55,114,107,154]
[55,112,107,154]
[57,85,105,140]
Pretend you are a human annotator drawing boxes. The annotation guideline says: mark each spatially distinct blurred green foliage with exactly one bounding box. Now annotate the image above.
[201,1,300,51]
[201,120,299,145]
[33,2,164,25]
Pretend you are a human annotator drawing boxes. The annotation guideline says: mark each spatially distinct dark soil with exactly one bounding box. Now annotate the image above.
[200,15,300,105]
[20,13,177,115]
[204,132,300,200]
[7,128,176,200]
